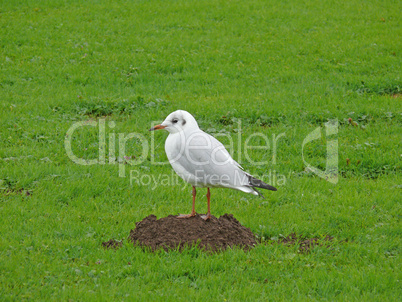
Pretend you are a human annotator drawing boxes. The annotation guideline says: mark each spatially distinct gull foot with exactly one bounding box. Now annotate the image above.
[177,213,196,219]
[200,214,211,221]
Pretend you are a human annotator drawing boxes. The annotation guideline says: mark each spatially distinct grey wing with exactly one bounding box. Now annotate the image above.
[176,131,249,187]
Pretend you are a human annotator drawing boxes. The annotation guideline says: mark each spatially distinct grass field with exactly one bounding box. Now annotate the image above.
[1,0,401,300]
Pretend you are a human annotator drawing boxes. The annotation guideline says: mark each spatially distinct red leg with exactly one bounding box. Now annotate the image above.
[201,188,211,221]
[177,186,196,219]
[191,186,196,215]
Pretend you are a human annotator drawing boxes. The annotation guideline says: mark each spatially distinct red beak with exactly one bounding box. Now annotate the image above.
[149,124,166,131]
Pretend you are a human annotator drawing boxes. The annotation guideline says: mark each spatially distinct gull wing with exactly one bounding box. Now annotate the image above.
[171,130,249,188]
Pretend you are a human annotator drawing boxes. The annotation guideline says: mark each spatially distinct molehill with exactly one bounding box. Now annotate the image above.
[127,214,256,252]
[103,214,334,253]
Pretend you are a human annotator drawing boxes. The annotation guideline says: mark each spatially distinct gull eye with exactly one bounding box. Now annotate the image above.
[172,118,179,124]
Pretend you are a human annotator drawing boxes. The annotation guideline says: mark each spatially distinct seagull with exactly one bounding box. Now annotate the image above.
[149,110,277,220]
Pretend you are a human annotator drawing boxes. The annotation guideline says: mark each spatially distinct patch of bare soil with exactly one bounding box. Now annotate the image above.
[1,188,31,196]
[128,214,256,252]
[102,239,123,249]
[102,214,335,253]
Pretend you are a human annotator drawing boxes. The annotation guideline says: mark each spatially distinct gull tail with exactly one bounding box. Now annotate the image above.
[247,175,277,198]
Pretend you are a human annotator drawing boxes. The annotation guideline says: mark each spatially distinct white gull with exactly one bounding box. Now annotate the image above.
[150,110,277,220]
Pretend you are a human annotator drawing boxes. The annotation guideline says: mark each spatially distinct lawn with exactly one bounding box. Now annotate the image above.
[0,0,401,300]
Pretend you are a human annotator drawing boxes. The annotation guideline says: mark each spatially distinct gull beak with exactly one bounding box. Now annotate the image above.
[149,124,166,131]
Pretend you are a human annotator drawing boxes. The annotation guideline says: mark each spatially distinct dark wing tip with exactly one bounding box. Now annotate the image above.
[248,175,277,191]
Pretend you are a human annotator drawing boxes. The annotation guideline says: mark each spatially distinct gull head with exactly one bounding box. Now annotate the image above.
[149,110,199,134]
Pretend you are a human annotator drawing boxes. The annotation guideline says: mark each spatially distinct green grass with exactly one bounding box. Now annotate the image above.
[1,0,401,300]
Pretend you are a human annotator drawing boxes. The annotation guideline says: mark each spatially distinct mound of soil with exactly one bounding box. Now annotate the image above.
[102,214,336,253]
[128,214,256,252]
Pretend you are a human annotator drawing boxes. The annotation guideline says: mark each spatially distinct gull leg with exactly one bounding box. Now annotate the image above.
[191,186,196,215]
[177,186,196,219]
[201,188,211,221]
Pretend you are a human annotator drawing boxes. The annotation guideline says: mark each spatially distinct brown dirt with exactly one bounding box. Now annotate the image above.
[102,239,123,249]
[128,214,257,252]
[1,188,31,196]
[102,214,335,253]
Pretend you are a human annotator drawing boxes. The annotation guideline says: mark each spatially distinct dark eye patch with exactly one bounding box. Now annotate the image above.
[182,119,186,126]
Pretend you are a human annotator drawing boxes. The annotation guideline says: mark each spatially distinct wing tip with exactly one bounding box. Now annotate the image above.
[267,185,278,191]
[248,175,278,192]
